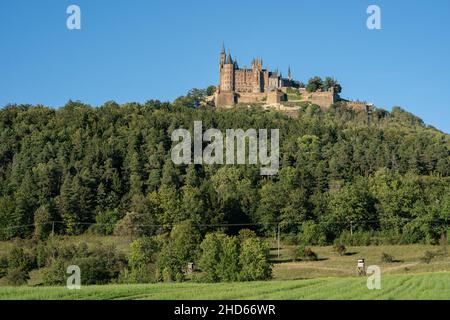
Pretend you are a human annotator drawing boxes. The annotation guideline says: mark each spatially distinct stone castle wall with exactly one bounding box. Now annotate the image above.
[296,88,337,108]
[215,91,236,107]
[216,90,285,107]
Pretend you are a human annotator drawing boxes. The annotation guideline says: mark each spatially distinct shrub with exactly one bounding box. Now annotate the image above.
[381,252,395,263]
[333,243,346,256]
[238,229,256,242]
[7,247,34,271]
[298,245,318,261]
[91,209,120,235]
[420,251,437,264]
[4,268,30,286]
[336,231,373,246]
[198,233,272,283]
[217,236,241,282]
[4,247,34,286]
[77,244,125,285]
[239,238,272,281]
[156,243,185,282]
[298,221,327,246]
[41,242,126,285]
[124,237,158,283]
[36,239,60,268]
[42,258,67,286]
[198,233,223,283]
[156,220,201,282]
[114,211,152,238]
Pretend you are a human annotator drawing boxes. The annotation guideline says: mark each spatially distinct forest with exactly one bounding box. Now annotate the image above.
[0,97,449,245]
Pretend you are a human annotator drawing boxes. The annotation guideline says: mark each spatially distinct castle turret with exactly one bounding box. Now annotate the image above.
[252,58,263,93]
[220,50,235,92]
[220,43,226,67]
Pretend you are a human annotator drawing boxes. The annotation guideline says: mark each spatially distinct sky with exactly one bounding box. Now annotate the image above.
[1,0,449,133]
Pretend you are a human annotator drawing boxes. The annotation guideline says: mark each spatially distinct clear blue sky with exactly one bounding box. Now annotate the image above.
[1,0,449,133]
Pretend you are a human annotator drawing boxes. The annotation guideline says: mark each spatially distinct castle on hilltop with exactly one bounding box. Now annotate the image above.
[214,45,343,110]
[215,45,300,107]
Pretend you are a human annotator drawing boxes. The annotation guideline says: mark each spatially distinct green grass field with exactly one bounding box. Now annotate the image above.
[1,236,449,299]
[0,272,449,300]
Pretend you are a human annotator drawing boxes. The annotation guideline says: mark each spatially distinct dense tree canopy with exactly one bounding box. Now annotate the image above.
[0,99,449,244]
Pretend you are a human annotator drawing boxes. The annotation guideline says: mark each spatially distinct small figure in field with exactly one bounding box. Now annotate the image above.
[357,259,366,276]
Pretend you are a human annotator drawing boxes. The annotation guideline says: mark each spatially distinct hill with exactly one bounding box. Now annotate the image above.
[1,101,449,243]
[1,100,449,243]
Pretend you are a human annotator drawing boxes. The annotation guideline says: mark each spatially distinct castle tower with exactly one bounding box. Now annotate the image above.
[288,66,292,81]
[252,58,263,93]
[220,51,235,92]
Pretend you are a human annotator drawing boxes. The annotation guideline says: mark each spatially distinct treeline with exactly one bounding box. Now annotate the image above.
[0,224,271,285]
[0,99,449,244]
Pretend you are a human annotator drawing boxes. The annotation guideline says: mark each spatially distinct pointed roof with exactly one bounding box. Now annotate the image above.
[221,43,226,54]
[226,51,233,64]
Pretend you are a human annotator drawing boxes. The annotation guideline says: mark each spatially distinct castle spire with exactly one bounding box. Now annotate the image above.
[233,57,238,69]
[227,51,233,64]
[288,66,292,81]
[220,44,226,67]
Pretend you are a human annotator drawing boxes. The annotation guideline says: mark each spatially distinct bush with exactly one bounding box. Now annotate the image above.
[41,241,126,285]
[114,211,152,238]
[77,244,125,285]
[198,233,223,283]
[91,209,120,235]
[336,231,372,246]
[298,221,327,246]
[7,247,34,271]
[381,252,395,263]
[124,237,158,283]
[4,268,30,286]
[156,220,201,282]
[156,243,185,282]
[239,238,272,281]
[238,229,256,242]
[4,247,34,286]
[198,233,272,283]
[333,243,346,256]
[298,245,318,261]
[42,258,66,286]
[420,251,437,264]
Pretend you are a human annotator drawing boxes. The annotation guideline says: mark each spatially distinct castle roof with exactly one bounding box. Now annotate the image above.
[226,52,233,64]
